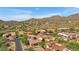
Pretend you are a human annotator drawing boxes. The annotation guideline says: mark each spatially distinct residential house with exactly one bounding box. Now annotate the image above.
[6,41,15,51]
[58,28,69,30]
[51,43,65,51]
[18,31,33,36]
[44,41,66,51]
[27,35,43,47]
[3,32,16,41]
[58,28,69,32]
[42,35,55,42]
[18,31,26,36]
[35,30,46,34]
[26,32,33,35]
[58,32,79,41]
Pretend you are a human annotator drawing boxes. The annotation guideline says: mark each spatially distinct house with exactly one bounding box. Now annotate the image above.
[58,32,79,41]
[35,30,46,34]
[3,32,16,40]
[44,41,66,51]
[58,28,69,30]
[51,43,65,51]
[42,35,55,42]
[27,35,43,47]
[18,31,33,36]
[6,41,15,51]
[26,32,33,35]
[44,41,55,51]
[18,31,26,36]
[58,28,69,32]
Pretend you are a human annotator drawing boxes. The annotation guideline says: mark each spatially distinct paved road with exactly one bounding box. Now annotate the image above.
[15,36,22,51]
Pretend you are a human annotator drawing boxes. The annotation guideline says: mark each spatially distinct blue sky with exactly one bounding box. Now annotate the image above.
[0,7,79,21]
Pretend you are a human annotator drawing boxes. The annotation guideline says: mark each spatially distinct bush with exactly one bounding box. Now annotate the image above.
[0,45,8,51]
[20,36,29,45]
[38,40,45,48]
[0,37,8,51]
[55,37,67,43]
[69,28,75,32]
[52,32,58,37]
[0,32,4,37]
[25,47,34,51]
[32,31,37,35]
[66,42,79,51]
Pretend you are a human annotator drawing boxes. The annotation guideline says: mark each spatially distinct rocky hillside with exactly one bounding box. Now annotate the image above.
[0,13,79,32]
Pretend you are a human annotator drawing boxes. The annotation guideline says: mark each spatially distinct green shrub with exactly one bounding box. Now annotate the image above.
[52,32,58,37]
[0,32,4,37]
[0,45,8,51]
[69,28,75,32]
[38,40,45,48]
[66,42,79,51]
[20,36,29,45]
[32,31,37,35]
[0,37,8,51]
[25,47,34,51]
[55,37,67,43]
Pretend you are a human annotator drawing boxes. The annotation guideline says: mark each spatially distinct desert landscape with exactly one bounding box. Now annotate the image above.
[0,7,79,51]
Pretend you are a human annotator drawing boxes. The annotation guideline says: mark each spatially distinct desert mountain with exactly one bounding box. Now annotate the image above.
[0,13,79,32]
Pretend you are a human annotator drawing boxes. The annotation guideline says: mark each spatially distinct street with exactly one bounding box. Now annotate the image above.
[15,36,22,51]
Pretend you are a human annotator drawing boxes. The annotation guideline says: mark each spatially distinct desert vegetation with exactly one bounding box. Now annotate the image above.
[0,14,79,51]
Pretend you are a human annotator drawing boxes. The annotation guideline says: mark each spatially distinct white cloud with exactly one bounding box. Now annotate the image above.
[62,8,79,16]
[0,8,33,21]
[0,13,62,21]
[33,13,62,19]
[11,14,33,21]
[0,14,33,21]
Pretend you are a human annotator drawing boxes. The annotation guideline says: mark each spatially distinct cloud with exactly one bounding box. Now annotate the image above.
[0,14,33,21]
[1,7,79,21]
[0,13,62,21]
[61,7,79,16]
[0,8,33,21]
[11,14,33,21]
[33,13,62,18]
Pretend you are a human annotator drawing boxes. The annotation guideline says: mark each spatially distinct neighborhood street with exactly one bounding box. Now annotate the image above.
[15,36,22,51]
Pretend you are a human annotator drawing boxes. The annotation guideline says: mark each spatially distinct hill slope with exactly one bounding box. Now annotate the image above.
[0,13,79,32]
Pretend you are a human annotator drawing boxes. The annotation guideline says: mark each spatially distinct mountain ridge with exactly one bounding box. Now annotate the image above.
[0,13,79,22]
